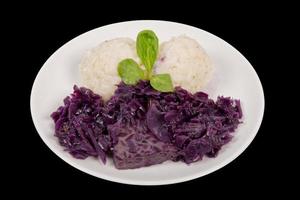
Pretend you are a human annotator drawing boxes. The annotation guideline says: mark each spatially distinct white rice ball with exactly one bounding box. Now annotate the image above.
[155,35,213,93]
[79,38,139,100]
[80,35,213,100]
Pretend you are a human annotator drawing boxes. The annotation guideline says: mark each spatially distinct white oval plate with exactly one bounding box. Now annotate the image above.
[31,20,264,185]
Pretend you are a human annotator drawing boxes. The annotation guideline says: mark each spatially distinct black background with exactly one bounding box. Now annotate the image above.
[5,2,293,197]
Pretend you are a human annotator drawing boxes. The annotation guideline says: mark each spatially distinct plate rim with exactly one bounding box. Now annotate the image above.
[30,20,265,185]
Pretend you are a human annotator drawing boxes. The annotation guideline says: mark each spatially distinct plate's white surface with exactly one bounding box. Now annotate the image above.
[30,20,264,185]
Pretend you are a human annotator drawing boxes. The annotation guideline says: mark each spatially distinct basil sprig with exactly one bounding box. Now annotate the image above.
[117,30,174,92]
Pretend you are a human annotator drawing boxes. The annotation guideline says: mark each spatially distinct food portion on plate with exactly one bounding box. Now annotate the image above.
[156,35,213,93]
[79,38,139,101]
[51,30,243,169]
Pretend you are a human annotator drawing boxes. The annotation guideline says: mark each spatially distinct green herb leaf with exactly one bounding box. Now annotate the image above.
[136,30,159,77]
[150,74,174,92]
[117,30,174,92]
[118,58,144,85]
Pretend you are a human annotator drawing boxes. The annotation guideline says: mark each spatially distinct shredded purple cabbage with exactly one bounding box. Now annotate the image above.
[51,81,242,168]
[105,81,242,164]
[51,85,110,163]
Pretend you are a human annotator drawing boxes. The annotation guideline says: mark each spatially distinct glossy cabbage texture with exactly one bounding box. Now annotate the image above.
[51,86,110,163]
[51,82,242,168]
[109,81,242,164]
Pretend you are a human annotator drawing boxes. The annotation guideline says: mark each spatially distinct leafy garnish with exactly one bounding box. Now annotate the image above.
[118,30,174,92]
[150,74,174,92]
[118,59,144,85]
[136,30,159,78]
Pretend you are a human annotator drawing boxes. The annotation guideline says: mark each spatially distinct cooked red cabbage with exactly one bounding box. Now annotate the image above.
[103,81,242,166]
[109,121,177,169]
[51,85,110,163]
[51,81,242,168]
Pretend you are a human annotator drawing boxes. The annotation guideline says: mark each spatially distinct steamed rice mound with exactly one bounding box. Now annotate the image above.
[80,35,213,101]
[155,36,213,93]
[79,38,139,100]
